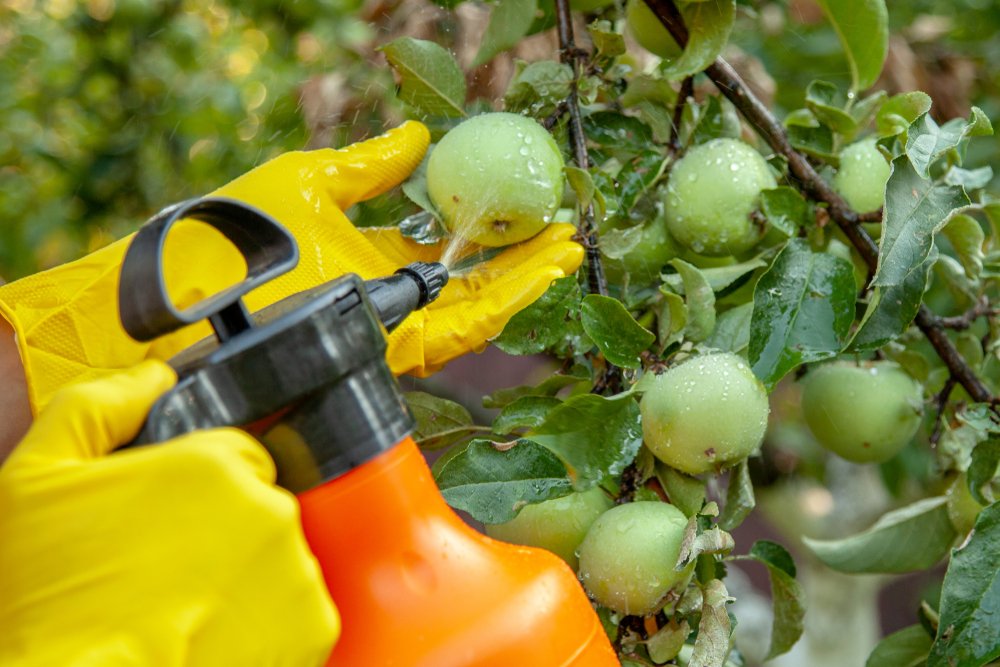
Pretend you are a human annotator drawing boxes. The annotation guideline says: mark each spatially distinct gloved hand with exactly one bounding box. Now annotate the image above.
[0,120,583,414]
[0,360,339,666]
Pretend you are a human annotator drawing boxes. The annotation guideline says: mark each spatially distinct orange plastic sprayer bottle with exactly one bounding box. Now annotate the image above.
[119,199,619,666]
[298,437,618,666]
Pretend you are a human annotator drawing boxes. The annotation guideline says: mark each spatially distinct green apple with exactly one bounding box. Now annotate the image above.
[427,112,565,247]
[664,138,776,257]
[602,219,679,284]
[484,488,613,570]
[640,352,770,475]
[577,501,692,616]
[801,361,923,464]
[832,138,891,213]
[625,0,682,59]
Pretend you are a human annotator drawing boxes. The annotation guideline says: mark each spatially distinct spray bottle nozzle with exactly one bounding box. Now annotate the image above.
[364,261,449,333]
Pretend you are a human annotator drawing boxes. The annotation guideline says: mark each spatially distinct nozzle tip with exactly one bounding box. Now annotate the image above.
[396,262,449,308]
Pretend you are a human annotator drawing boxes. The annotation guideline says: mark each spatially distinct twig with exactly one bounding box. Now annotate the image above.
[938,296,995,331]
[929,377,957,447]
[669,76,694,154]
[641,0,995,405]
[554,0,609,299]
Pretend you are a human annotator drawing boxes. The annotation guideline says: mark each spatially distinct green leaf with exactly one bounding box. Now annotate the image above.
[472,0,538,68]
[493,395,562,434]
[876,91,932,138]
[661,0,737,82]
[873,156,970,288]
[503,60,573,115]
[942,214,985,280]
[380,37,467,118]
[741,540,806,659]
[678,523,736,570]
[849,250,935,351]
[748,239,856,389]
[655,460,707,517]
[668,259,716,343]
[580,294,656,369]
[706,302,754,354]
[564,165,596,213]
[587,20,626,58]
[805,80,857,135]
[718,459,755,531]
[928,503,1000,667]
[406,391,475,449]
[815,0,888,92]
[802,496,958,574]
[906,108,994,179]
[493,276,591,356]
[689,579,735,667]
[689,94,742,145]
[967,439,1000,506]
[867,625,933,667]
[787,123,836,161]
[435,439,572,523]
[482,369,590,409]
[760,186,811,237]
[663,254,768,295]
[529,392,643,489]
[945,166,995,191]
[647,619,691,664]
[658,291,688,351]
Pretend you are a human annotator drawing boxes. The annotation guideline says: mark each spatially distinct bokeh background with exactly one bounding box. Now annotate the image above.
[3,0,999,664]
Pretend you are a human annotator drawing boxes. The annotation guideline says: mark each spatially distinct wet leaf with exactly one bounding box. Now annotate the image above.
[815,0,888,92]
[406,391,475,449]
[472,0,538,67]
[928,503,1000,667]
[529,392,643,489]
[493,395,562,434]
[435,438,572,524]
[805,80,857,135]
[874,156,970,289]
[668,259,716,342]
[662,255,768,295]
[877,91,932,137]
[494,276,592,356]
[718,459,755,531]
[849,249,936,351]
[661,0,737,82]
[802,496,957,574]
[740,540,805,660]
[748,239,856,389]
[760,186,811,237]
[706,302,754,354]
[867,625,933,667]
[967,439,1000,506]
[580,294,656,368]
[905,108,993,179]
[503,60,573,115]
[656,460,708,517]
[942,213,985,280]
[380,37,466,118]
[482,366,590,409]
[689,579,734,667]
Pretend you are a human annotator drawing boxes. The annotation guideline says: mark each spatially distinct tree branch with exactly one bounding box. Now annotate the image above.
[642,0,994,404]
[554,0,609,299]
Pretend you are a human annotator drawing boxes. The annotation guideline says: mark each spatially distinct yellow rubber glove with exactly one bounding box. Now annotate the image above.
[0,360,339,666]
[0,120,583,414]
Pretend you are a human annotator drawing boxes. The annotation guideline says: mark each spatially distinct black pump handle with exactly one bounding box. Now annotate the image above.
[118,197,299,342]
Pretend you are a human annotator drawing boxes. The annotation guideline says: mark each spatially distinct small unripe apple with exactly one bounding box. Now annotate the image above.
[577,501,691,616]
[484,488,613,570]
[427,112,565,247]
[664,138,776,257]
[832,138,891,213]
[640,352,770,475]
[801,361,923,464]
[625,0,682,59]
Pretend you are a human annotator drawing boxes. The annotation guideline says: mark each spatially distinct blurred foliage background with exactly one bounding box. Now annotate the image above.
[1,0,999,282]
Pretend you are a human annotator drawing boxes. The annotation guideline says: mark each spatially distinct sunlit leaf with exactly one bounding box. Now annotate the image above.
[380,37,467,118]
